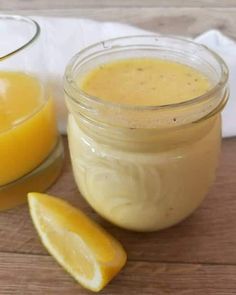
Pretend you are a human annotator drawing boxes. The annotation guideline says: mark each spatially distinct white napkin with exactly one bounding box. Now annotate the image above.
[5,16,236,137]
[195,31,236,137]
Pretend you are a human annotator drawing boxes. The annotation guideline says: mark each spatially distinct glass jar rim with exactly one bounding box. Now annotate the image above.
[64,34,229,112]
[0,14,40,61]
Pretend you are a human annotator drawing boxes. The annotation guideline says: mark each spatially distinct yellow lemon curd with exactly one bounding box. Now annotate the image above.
[0,72,61,210]
[81,58,210,106]
[67,58,221,231]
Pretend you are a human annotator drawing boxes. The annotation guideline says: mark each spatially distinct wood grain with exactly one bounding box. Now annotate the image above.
[1,252,236,295]
[1,1,236,293]
[1,0,236,9]
[1,137,236,267]
[1,7,236,41]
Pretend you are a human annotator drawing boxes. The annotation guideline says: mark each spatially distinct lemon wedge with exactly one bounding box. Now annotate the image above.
[28,193,127,292]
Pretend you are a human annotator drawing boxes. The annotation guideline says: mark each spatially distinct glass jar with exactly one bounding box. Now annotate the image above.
[0,15,64,210]
[64,35,229,232]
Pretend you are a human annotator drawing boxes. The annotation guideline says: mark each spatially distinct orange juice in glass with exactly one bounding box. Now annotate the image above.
[0,15,64,210]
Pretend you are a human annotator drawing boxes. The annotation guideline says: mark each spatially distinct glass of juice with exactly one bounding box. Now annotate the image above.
[0,15,64,210]
[64,35,229,232]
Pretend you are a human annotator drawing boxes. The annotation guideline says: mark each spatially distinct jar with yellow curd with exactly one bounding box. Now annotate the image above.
[64,35,229,231]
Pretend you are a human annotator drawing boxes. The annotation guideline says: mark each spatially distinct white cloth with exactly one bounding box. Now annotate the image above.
[195,31,236,137]
[4,16,236,137]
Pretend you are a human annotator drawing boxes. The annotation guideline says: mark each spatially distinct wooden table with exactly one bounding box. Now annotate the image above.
[1,1,236,294]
